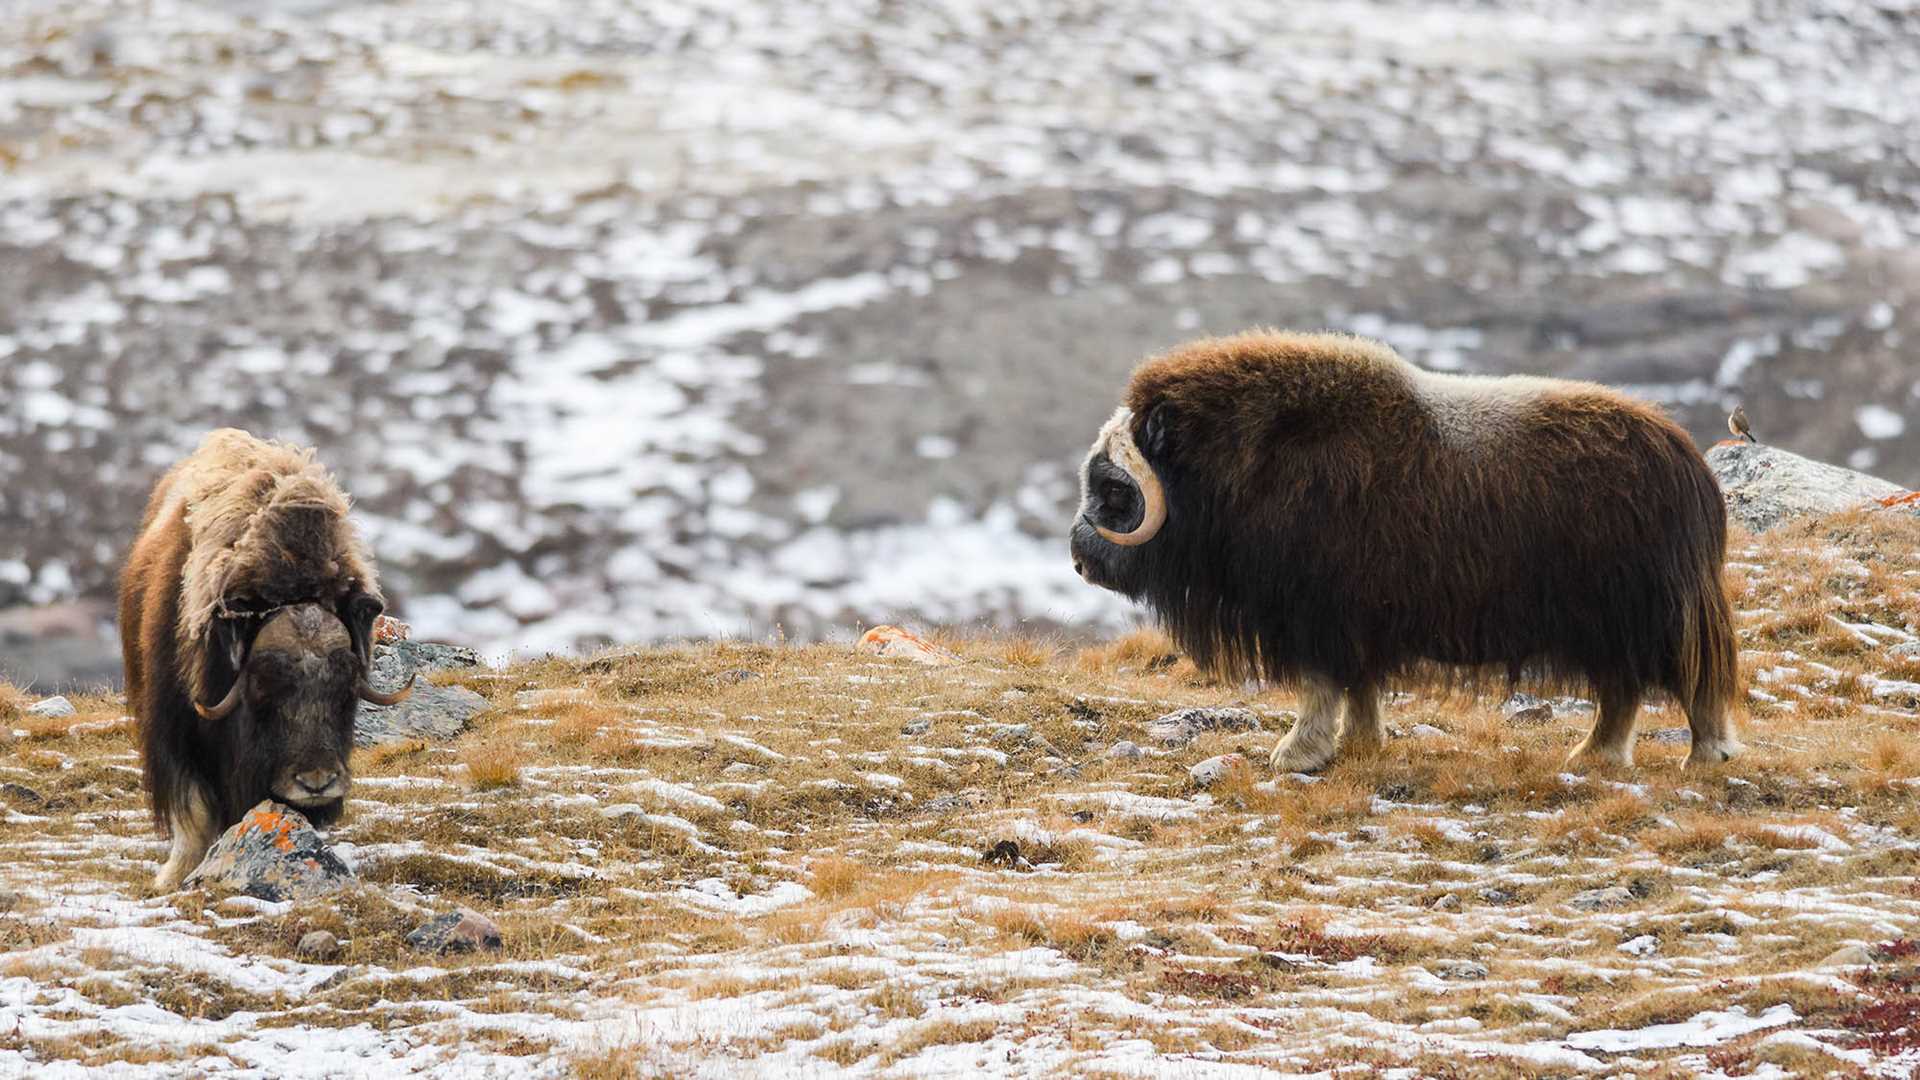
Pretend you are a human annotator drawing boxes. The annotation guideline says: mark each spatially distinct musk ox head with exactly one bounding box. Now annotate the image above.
[194,594,412,823]
[1070,404,1171,596]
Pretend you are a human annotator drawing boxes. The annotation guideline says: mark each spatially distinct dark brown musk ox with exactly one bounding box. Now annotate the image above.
[119,429,413,890]
[1069,331,1741,775]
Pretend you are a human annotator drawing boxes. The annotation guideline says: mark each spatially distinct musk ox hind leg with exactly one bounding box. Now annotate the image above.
[153,782,219,892]
[1683,699,1746,768]
[1566,685,1640,770]
[1339,682,1385,755]
[1271,676,1345,774]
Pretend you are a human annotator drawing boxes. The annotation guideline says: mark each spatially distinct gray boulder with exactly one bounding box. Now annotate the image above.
[26,695,75,718]
[1568,886,1635,911]
[354,641,488,747]
[1706,442,1911,532]
[184,800,354,902]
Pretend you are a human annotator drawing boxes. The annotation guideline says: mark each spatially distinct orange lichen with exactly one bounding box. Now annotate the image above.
[1876,491,1920,509]
[244,807,300,853]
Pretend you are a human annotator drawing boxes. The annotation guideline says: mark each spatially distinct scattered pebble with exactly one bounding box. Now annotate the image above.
[1431,960,1488,981]
[1148,707,1260,746]
[1431,894,1462,912]
[26,695,75,718]
[1189,753,1249,789]
[857,625,960,665]
[901,717,933,736]
[1619,934,1660,957]
[406,908,503,954]
[296,930,341,961]
[1819,944,1875,969]
[1568,886,1635,912]
[1106,740,1145,760]
[0,783,45,808]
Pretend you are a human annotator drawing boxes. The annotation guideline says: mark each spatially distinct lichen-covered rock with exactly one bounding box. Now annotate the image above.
[26,695,74,718]
[1148,707,1261,746]
[406,908,502,954]
[353,641,488,747]
[1706,442,1911,532]
[1431,959,1488,981]
[183,801,354,902]
[857,625,961,665]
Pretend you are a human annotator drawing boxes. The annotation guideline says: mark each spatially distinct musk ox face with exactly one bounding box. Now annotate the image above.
[197,596,409,824]
[1070,405,1170,597]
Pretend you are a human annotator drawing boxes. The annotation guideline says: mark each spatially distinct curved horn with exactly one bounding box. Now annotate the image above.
[193,675,247,722]
[1095,423,1168,547]
[356,671,416,707]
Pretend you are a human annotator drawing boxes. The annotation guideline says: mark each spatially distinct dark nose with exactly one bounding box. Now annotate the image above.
[295,768,339,794]
[1073,558,1085,579]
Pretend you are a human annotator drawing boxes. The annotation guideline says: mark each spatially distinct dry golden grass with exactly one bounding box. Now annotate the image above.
[5,509,1920,1074]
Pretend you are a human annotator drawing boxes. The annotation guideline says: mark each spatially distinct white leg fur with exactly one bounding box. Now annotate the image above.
[1340,683,1385,752]
[153,784,218,892]
[1271,676,1345,774]
[1567,689,1639,770]
[1684,702,1746,768]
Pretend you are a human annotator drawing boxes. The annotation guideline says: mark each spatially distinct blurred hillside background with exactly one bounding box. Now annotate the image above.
[1,0,1917,687]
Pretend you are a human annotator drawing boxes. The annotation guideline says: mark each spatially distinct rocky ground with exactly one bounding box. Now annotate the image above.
[4,0,1920,681]
[4,505,1920,1077]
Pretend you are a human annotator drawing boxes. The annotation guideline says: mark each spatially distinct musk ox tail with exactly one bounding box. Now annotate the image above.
[1670,448,1739,731]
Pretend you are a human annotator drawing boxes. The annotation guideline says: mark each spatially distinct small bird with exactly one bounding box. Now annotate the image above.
[1728,405,1756,443]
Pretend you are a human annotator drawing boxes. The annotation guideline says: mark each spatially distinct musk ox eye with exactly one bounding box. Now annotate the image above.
[1100,481,1132,511]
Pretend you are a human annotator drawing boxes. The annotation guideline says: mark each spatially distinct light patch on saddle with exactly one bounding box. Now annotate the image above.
[1408,366,1569,447]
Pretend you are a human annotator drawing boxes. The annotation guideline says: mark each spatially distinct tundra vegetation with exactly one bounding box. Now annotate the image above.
[3,509,1920,1077]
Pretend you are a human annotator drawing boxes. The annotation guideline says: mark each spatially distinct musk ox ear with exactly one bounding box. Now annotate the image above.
[341,591,383,667]
[1139,403,1174,463]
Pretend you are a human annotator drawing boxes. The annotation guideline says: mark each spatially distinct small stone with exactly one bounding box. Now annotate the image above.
[1409,724,1446,738]
[1070,810,1094,824]
[1189,753,1249,788]
[1478,887,1515,906]
[1891,642,1920,660]
[0,782,45,808]
[857,625,961,665]
[599,803,647,820]
[183,801,355,903]
[921,792,982,815]
[1568,886,1635,911]
[1432,960,1488,981]
[1646,728,1691,745]
[1619,934,1660,957]
[720,762,763,778]
[1431,894,1462,912]
[1147,707,1260,746]
[1106,740,1145,760]
[296,930,341,961]
[715,669,759,685]
[0,887,20,913]
[1503,696,1553,728]
[900,717,932,737]
[406,908,502,954]
[1819,944,1875,969]
[26,696,74,719]
[982,839,1029,868]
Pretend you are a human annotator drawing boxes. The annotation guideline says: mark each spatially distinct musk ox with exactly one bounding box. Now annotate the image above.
[1070,331,1741,774]
[120,429,413,890]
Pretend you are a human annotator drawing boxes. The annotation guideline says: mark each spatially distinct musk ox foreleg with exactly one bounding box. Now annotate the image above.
[153,782,218,892]
[1567,686,1641,770]
[1271,676,1345,774]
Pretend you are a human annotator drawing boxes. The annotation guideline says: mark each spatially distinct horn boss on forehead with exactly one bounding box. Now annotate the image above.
[1069,330,1742,779]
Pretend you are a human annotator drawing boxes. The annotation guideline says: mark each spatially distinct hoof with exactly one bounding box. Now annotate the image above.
[1271,735,1339,775]
[1565,741,1634,771]
[1685,738,1746,768]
